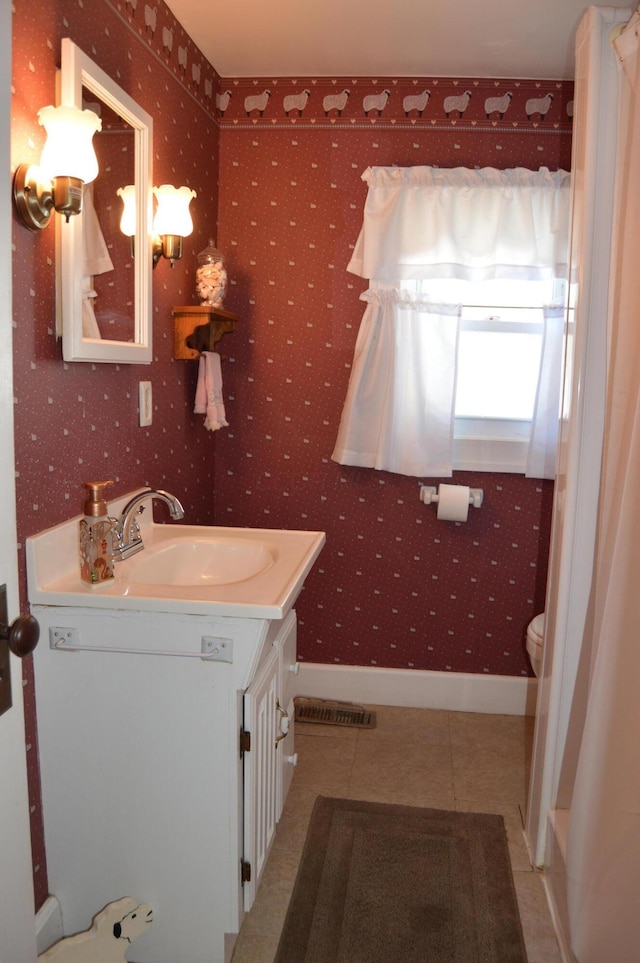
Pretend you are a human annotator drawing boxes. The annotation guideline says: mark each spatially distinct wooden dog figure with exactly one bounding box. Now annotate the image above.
[38,897,153,963]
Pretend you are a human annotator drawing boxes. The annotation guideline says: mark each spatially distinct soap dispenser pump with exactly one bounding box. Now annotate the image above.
[79,480,115,585]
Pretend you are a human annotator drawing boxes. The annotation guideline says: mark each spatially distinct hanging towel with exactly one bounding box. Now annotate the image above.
[82,184,114,277]
[81,280,102,339]
[194,351,229,431]
[81,183,114,339]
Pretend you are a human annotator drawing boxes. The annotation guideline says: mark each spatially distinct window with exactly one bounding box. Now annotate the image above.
[332,166,572,479]
[409,277,568,472]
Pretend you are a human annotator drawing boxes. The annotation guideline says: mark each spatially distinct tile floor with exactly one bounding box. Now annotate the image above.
[231,705,563,963]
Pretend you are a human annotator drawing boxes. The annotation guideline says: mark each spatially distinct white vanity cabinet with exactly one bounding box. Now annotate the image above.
[26,502,324,962]
[242,610,298,911]
[31,604,301,963]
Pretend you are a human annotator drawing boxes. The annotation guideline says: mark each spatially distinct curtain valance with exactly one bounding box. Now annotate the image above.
[347,166,571,282]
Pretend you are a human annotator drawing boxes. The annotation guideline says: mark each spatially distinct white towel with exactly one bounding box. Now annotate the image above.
[194,351,228,431]
[81,183,114,340]
[82,183,114,277]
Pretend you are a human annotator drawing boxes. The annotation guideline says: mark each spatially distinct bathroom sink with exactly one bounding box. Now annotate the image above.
[130,535,274,587]
[26,490,325,619]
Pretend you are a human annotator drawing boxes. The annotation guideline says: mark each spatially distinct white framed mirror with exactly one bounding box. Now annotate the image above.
[58,38,153,363]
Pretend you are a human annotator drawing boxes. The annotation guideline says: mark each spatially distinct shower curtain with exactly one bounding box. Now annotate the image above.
[566,9,640,960]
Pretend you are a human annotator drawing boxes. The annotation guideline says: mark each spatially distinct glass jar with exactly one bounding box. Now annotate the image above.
[195,239,227,307]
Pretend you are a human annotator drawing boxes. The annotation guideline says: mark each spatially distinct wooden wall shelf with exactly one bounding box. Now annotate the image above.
[172,304,239,360]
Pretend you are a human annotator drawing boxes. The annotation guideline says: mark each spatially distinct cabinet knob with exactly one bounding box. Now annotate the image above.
[288,661,300,675]
[0,613,40,658]
[286,753,298,767]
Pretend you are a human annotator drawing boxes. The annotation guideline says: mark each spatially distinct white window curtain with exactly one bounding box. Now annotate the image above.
[347,166,571,282]
[331,290,461,476]
[526,304,566,479]
[333,166,571,477]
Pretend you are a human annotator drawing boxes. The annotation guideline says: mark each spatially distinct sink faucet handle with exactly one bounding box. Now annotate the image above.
[129,514,142,534]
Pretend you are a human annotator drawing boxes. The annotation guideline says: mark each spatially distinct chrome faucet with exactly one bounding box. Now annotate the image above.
[111,488,185,561]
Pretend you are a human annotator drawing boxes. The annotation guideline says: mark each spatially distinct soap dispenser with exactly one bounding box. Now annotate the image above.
[79,480,115,585]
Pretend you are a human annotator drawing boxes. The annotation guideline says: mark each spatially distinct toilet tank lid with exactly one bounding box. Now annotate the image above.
[530,613,545,638]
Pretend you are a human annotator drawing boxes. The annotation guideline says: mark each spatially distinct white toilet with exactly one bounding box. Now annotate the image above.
[526,613,545,677]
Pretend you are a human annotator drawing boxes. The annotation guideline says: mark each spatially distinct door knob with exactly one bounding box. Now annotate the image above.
[0,613,40,658]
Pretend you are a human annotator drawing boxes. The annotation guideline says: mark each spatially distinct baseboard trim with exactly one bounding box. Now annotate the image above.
[296,663,538,716]
[36,895,63,954]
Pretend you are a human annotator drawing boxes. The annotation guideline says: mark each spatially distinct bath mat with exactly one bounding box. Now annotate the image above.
[274,796,528,963]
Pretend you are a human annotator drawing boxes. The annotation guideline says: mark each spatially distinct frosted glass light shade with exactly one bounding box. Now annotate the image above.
[153,185,196,236]
[117,185,136,236]
[38,105,101,184]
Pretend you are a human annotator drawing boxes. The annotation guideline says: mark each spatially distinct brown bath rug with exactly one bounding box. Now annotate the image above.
[274,796,528,962]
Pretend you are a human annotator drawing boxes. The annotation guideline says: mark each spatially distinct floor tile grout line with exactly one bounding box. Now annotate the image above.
[232,707,561,963]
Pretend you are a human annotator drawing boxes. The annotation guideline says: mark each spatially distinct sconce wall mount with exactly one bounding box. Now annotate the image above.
[118,182,196,267]
[13,104,101,232]
[14,168,83,231]
[152,184,196,267]
[152,233,184,267]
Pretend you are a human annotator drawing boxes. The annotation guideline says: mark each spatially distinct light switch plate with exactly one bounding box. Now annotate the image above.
[0,584,12,717]
[139,381,152,427]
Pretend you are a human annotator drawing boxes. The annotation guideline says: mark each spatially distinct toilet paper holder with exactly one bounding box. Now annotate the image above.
[419,485,484,508]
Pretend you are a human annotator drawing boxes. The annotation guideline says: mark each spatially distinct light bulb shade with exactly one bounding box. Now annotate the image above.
[38,105,101,184]
[117,185,137,237]
[152,184,196,237]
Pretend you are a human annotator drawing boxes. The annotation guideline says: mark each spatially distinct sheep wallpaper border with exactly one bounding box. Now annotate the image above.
[105,0,220,117]
[102,2,573,134]
[217,78,573,132]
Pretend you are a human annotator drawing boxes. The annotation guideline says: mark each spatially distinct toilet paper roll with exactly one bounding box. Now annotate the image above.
[436,484,470,522]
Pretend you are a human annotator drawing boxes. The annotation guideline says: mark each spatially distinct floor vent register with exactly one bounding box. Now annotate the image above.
[294,697,376,729]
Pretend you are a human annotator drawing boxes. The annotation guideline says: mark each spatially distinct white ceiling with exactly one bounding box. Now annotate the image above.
[163,0,635,81]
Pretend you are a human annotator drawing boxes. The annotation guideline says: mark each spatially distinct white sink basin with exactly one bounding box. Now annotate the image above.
[130,536,274,587]
[26,490,325,619]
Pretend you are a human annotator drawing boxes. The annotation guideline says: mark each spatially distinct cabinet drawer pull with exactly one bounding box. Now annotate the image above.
[275,698,289,744]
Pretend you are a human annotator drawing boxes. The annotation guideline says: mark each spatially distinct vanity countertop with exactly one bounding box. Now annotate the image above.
[27,490,325,619]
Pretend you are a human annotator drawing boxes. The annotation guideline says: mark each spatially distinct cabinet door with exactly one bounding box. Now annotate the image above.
[242,644,279,912]
[277,612,298,816]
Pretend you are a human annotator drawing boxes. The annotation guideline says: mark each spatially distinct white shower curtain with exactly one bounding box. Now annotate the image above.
[567,10,640,961]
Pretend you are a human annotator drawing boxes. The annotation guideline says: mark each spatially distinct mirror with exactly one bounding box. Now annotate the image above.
[58,38,153,363]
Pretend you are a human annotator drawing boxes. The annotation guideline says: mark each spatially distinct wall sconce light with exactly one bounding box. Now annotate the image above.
[13,105,101,231]
[152,184,196,266]
[117,184,136,256]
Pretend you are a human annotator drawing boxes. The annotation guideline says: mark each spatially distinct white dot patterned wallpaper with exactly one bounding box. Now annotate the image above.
[214,117,568,675]
[12,0,223,909]
[10,0,573,912]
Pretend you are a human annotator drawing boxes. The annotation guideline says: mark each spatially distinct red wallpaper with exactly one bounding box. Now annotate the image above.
[11,0,222,908]
[214,99,571,675]
[11,0,573,912]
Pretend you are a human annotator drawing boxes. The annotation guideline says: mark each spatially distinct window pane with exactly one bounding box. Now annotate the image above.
[419,277,558,308]
[400,276,566,431]
[455,330,542,419]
